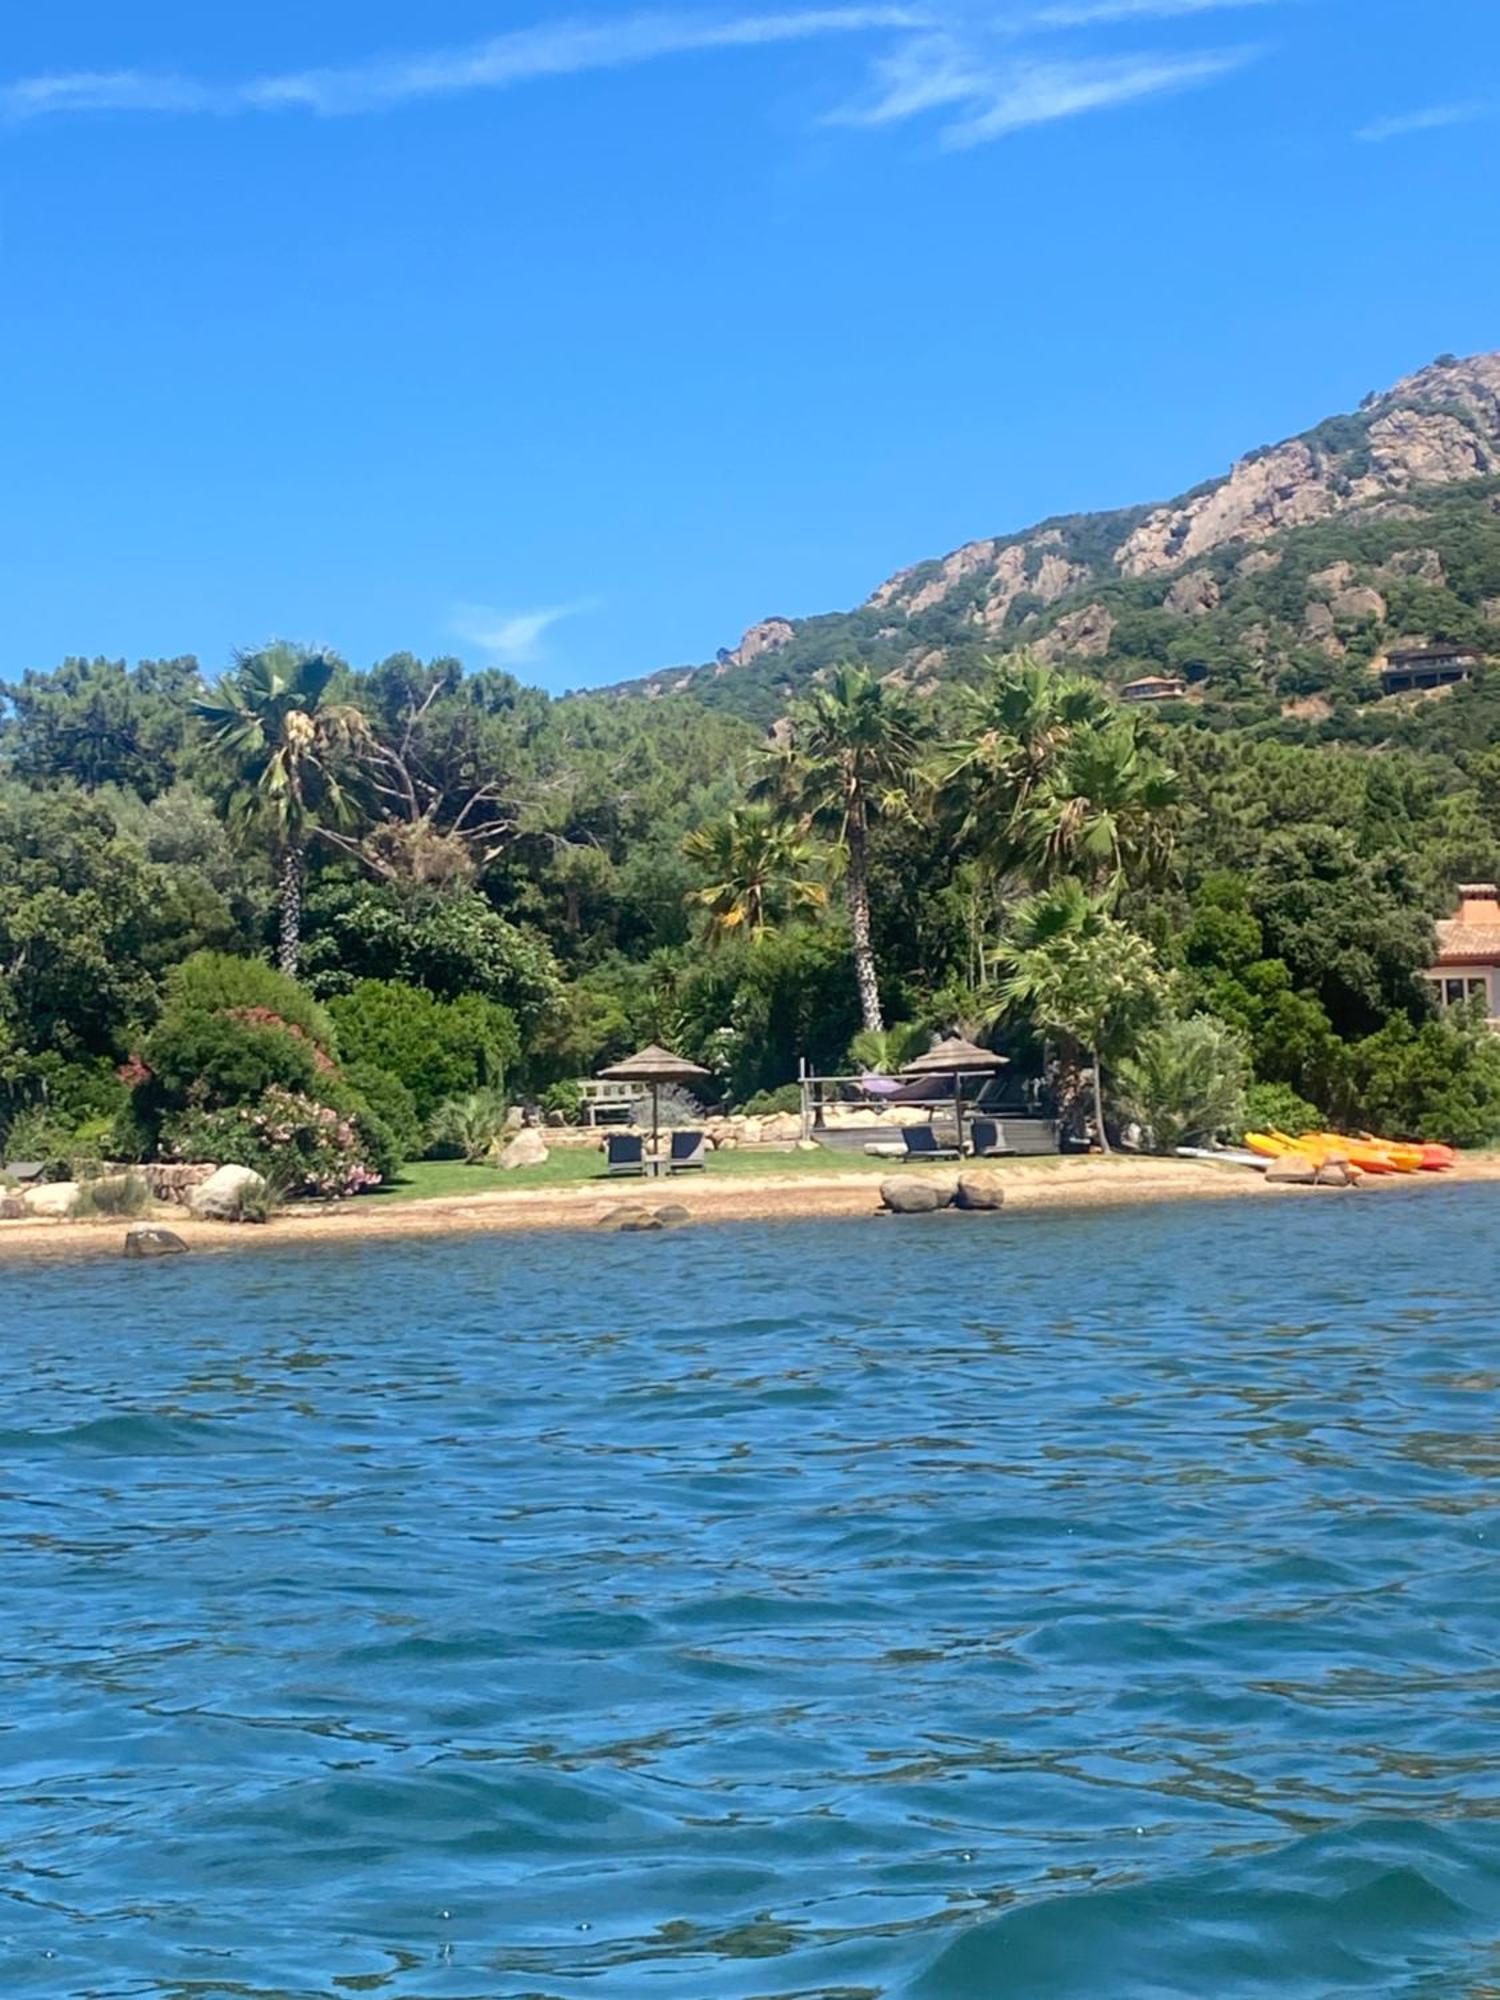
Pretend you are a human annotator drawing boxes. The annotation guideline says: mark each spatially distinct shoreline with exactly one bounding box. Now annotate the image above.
[2,1152,1495,1265]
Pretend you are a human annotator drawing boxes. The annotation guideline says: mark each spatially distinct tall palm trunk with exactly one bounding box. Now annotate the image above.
[845,807,884,1035]
[277,841,304,979]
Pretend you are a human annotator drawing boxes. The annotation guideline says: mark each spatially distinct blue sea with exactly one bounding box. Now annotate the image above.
[5,1188,1500,1997]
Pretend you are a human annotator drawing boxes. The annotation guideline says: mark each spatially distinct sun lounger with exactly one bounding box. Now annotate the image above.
[969,1118,1010,1159]
[901,1126,960,1162]
[605,1133,647,1176]
[667,1130,707,1172]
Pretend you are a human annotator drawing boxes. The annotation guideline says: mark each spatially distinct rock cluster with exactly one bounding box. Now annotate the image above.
[596,1203,692,1232]
[878,1174,1006,1215]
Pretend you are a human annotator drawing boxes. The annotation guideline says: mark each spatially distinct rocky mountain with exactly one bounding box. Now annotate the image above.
[623,351,1500,730]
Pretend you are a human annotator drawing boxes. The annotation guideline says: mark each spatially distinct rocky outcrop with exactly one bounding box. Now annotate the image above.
[1381,545,1446,585]
[1037,603,1115,661]
[1165,569,1220,615]
[725,618,795,668]
[1331,584,1387,624]
[1117,352,1500,577]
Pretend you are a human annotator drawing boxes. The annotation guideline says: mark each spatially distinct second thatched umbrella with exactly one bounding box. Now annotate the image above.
[900,1036,1009,1158]
[597,1043,712,1158]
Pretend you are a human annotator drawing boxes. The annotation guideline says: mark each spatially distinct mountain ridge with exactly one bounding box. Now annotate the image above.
[615,350,1500,729]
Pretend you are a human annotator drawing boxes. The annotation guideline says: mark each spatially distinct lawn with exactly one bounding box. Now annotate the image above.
[365,1144,1074,1204]
[366,1144,900,1203]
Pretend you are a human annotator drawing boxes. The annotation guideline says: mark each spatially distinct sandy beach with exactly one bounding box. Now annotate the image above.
[1,1151,1494,1265]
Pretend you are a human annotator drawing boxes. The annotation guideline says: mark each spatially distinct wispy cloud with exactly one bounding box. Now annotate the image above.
[833,28,1259,143]
[451,602,592,669]
[1356,100,1487,143]
[2,1,1270,149]
[3,8,925,121]
[1033,0,1275,24]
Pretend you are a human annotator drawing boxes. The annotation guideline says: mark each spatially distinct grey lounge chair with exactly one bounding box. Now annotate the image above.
[969,1118,1010,1159]
[668,1130,707,1172]
[605,1133,647,1176]
[901,1125,960,1162]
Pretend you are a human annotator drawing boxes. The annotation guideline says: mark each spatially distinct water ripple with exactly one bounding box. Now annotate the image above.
[2,1188,1500,1995]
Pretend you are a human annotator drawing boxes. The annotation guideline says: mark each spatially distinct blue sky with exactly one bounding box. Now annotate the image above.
[2,1,1495,691]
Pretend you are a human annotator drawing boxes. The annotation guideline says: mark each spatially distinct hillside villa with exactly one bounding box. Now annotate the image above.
[1427,883,1500,1025]
[1120,673,1188,704]
[1380,644,1481,694]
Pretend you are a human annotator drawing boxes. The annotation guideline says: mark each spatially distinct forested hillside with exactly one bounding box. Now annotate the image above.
[629,351,1500,735]
[5,351,1500,1196]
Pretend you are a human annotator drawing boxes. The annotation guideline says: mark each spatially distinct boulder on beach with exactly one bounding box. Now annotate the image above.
[654,1204,691,1227]
[124,1227,190,1258]
[0,1195,26,1220]
[189,1164,267,1220]
[597,1205,663,1232]
[495,1129,549,1170]
[23,1181,82,1219]
[955,1172,1006,1211]
[880,1177,952,1215]
[1315,1160,1357,1188]
[1265,1155,1319,1186]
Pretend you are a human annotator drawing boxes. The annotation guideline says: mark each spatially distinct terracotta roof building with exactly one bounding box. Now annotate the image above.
[1119,674,1188,703]
[1428,883,1500,1023]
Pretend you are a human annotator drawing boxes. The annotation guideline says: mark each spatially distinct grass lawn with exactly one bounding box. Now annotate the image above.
[366,1145,1071,1204]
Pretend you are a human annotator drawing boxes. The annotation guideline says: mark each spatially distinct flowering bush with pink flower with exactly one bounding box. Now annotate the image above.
[166,1087,382,1198]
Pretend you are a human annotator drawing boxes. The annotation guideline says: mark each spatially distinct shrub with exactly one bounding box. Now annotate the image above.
[341,1062,423,1165]
[330,980,519,1121]
[742,1084,802,1116]
[1112,1015,1249,1152]
[427,1088,510,1163]
[162,952,336,1053]
[166,1087,382,1198]
[138,1008,322,1117]
[76,1172,152,1218]
[0,1105,82,1178]
[1240,1081,1324,1137]
[1340,1012,1500,1147]
[540,1079,585,1123]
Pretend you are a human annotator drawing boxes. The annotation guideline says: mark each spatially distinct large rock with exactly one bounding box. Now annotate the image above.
[124,1227,189,1258]
[654,1204,691,1227]
[495,1129,549,1170]
[0,1195,26,1220]
[880,1178,952,1215]
[189,1164,268,1220]
[1315,1161,1357,1188]
[955,1172,1006,1211]
[1265,1155,1319,1186]
[23,1181,81,1218]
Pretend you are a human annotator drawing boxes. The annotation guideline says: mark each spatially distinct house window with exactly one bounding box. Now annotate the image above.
[1430,975,1490,1010]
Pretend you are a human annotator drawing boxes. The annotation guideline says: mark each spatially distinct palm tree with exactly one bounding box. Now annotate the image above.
[196,645,372,976]
[942,653,1115,901]
[1020,719,1179,894]
[997,881,1165,1154]
[754,664,923,1034]
[682,806,826,943]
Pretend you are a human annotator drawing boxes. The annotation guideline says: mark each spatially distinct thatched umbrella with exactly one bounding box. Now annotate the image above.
[597,1043,711,1156]
[900,1036,1009,1158]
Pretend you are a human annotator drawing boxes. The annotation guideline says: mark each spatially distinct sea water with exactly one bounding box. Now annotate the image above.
[4,1188,1500,1997]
